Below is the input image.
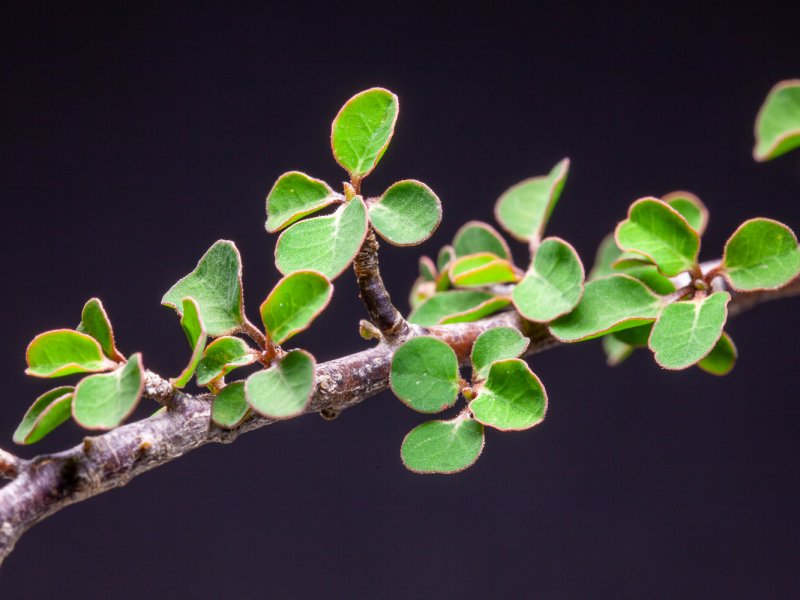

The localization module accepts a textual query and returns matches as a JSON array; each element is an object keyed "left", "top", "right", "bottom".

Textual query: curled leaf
[
  {"left": 26, "top": 329, "right": 115, "bottom": 378},
  {"left": 265, "top": 171, "right": 340, "bottom": 233},
  {"left": 13, "top": 386, "right": 74, "bottom": 445},
  {"left": 260, "top": 271, "right": 333, "bottom": 345}
]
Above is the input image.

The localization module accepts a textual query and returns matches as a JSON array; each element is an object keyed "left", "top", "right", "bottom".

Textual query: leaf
[
  {"left": 275, "top": 196, "right": 369, "bottom": 280},
  {"left": 615, "top": 198, "right": 699, "bottom": 277},
  {"left": 195, "top": 336, "right": 257, "bottom": 387},
  {"left": 612, "top": 323, "right": 653, "bottom": 347},
  {"left": 753, "top": 79, "right": 800, "bottom": 161},
  {"left": 437, "top": 245, "right": 456, "bottom": 272},
  {"left": 494, "top": 158, "right": 570, "bottom": 242},
  {"left": 648, "top": 292, "right": 731, "bottom": 370},
  {"left": 549, "top": 274, "right": 664, "bottom": 342},
  {"left": 453, "top": 221, "right": 511, "bottom": 260},
  {"left": 618, "top": 265, "right": 677, "bottom": 295},
  {"left": 245, "top": 350, "right": 316, "bottom": 419},
  {"left": 13, "top": 386, "right": 74, "bottom": 445},
  {"left": 512, "top": 237, "right": 584, "bottom": 322},
  {"left": 408, "top": 277, "right": 435, "bottom": 310},
  {"left": 330, "top": 87, "right": 399, "bottom": 180},
  {"left": 602, "top": 335, "right": 634, "bottom": 367},
  {"left": 162, "top": 240, "right": 245, "bottom": 336},
  {"left": 469, "top": 359, "right": 547, "bottom": 431},
  {"left": 26, "top": 329, "right": 115, "bottom": 378},
  {"left": 439, "top": 297, "right": 511, "bottom": 325},
  {"left": 662, "top": 191, "right": 708, "bottom": 235},
  {"left": 721, "top": 218, "right": 800, "bottom": 291},
  {"left": 589, "top": 233, "right": 624, "bottom": 280},
  {"left": 470, "top": 327, "right": 529, "bottom": 380},
  {"left": 408, "top": 291, "right": 510, "bottom": 326},
  {"left": 72, "top": 354, "right": 145, "bottom": 430},
  {"left": 77, "top": 298, "right": 124, "bottom": 361},
  {"left": 170, "top": 298, "right": 208, "bottom": 388},
  {"left": 211, "top": 382, "right": 249, "bottom": 428},
  {"left": 265, "top": 171, "right": 340, "bottom": 233},
  {"left": 368, "top": 180, "right": 442, "bottom": 246},
  {"left": 390, "top": 337, "right": 459, "bottom": 413},
  {"left": 260, "top": 271, "right": 333, "bottom": 345},
  {"left": 419, "top": 256, "right": 437, "bottom": 281},
  {"left": 450, "top": 253, "right": 518, "bottom": 287},
  {"left": 400, "top": 415, "right": 485, "bottom": 474},
  {"left": 697, "top": 332, "right": 737, "bottom": 376}
]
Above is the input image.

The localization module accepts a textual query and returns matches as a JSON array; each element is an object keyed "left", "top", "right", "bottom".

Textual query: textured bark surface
[{"left": 0, "top": 273, "right": 797, "bottom": 565}]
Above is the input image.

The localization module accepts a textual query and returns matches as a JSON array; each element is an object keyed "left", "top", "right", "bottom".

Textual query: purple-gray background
[{"left": 1, "top": 2, "right": 798, "bottom": 598}]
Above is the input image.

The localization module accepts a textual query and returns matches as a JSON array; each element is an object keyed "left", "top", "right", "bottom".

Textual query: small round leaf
[
  {"left": 450, "top": 253, "right": 518, "bottom": 287},
  {"left": 753, "top": 79, "right": 800, "bottom": 161},
  {"left": 77, "top": 298, "right": 124, "bottom": 361},
  {"left": 408, "top": 291, "right": 510, "bottom": 327},
  {"left": 469, "top": 358, "right": 547, "bottom": 431},
  {"left": 722, "top": 218, "right": 800, "bottom": 291},
  {"left": 401, "top": 415, "right": 485, "bottom": 474},
  {"left": 697, "top": 332, "right": 737, "bottom": 376},
  {"left": 662, "top": 191, "right": 708, "bottom": 235},
  {"left": 26, "top": 329, "right": 115, "bottom": 378},
  {"left": 471, "top": 327, "right": 529, "bottom": 381},
  {"left": 245, "top": 350, "right": 316, "bottom": 419},
  {"left": 13, "top": 386, "right": 74, "bottom": 445},
  {"left": 368, "top": 180, "right": 442, "bottom": 246},
  {"left": 211, "top": 382, "right": 250, "bottom": 429},
  {"left": 260, "top": 271, "right": 333, "bottom": 345},
  {"left": 195, "top": 336, "right": 257, "bottom": 387},
  {"left": 390, "top": 337, "right": 459, "bottom": 414},
  {"left": 72, "top": 354, "right": 145, "bottom": 430},
  {"left": 453, "top": 221, "right": 511, "bottom": 260},
  {"left": 265, "top": 171, "right": 339, "bottom": 233}
]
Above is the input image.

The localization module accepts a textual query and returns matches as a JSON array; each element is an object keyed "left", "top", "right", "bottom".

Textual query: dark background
[{"left": 1, "top": 2, "right": 798, "bottom": 598}]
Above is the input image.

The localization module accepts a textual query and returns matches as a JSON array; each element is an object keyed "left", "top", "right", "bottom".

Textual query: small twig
[
  {"left": 352, "top": 228, "right": 411, "bottom": 343},
  {"left": 0, "top": 448, "right": 21, "bottom": 480},
  {"left": 242, "top": 319, "right": 269, "bottom": 351}
]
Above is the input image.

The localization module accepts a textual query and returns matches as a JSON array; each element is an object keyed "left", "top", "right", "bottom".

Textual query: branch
[{"left": 0, "top": 272, "right": 796, "bottom": 565}]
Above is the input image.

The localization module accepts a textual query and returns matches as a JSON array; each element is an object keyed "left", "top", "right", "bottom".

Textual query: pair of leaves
[{"left": 393, "top": 328, "right": 545, "bottom": 474}]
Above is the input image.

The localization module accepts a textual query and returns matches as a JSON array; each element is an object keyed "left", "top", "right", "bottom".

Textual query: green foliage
[
  {"left": 77, "top": 298, "right": 124, "bottom": 361},
  {"left": 618, "top": 265, "right": 676, "bottom": 295},
  {"left": 245, "top": 350, "right": 316, "bottom": 419},
  {"left": 211, "top": 382, "right": 249, "bottom": 428},
  {"left": 469, "top": 359, "right": 547, "bottom": 431},
  {"left": 390, "top": 337, "right": 459, "bottom": 413},
  {"left": 450, "top": 253, "right": 518, "bottom": 287},
  {"left": 697, "top": 332, "right": 737, "bottom": 376},
  {"left": 162, "top": 240, "right": 244, "bottom": 336},
  {"left": 453, "top": 221, "right": 511, "bottom": 260},
  {"left": 602, "top": 335, "right": 634, "bottom": 367},
  {"left": 401, "top": 415, "right": 485, "bottom": 474},
  {"left": 170, "top": 298, "right": 208, "bottom": 388},
  {"left": 331, "top": 87, "right": 399, "bottom": 180},
  {"left": 437, "top": 245, "right": 456, "bottom": 272},
  {"left": 649, "top": 292, "right": 730, "bottom": 370},
  {"left": 513, "top": 237, "right": 584, "bottom": 322},
  {"left": 753, "top": 79, "right": 800, "bottom": 161},
  {"left": 549, "top": 275, "right": 663, "bottom": 342},
  {"left": 265, "top": 171, "right": 340, "bottom": 233},
  {"left": 722, "top": 218, "right": 800, "bottom": 291},
  {"left": 13, "top": 386, "right": 74, "bottom": 444},
  {"left": 368, "top": 180, "right": 442, "bottom": 246},
  {"left": 260, "top": 271, "right": 333, "bottom": 344},
  {"left": 615, "top": 198, "right": 699, "bottom": 276},
  {"left": 408, "top": 290, "right": 510, "bottom": 326},
  {"left": 275, "top": 196, "right": 368, "bottom": 280},
  {"left": 494, "top": 158, "right": 569, "bottom": 243},
  {"left": 195, "top": 336, "right": 257, "bottom": 387},
  {"left": 419, "top": 256, "right": 437, "bottom": 282},
  {"left": 590, "top": 234, "right": 624, "bottom": 280},
  {"left": 72, "top": 354, "right": 145, "bottom": 430},
  {"left": 662, "top": 191, "right": 708, "bottom": 235},
  {"left": 26, "top": 329, "right": 115, "bottom": 378},
  {"left": 470, "top": 327, "right": 529, "bottom": 380}
]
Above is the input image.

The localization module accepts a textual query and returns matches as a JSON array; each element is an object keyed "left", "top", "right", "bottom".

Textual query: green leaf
[
  {"left": 649, "top": 292, "right": 731, "bottom": 370},
  {"left": 612, "top": 323, "right": 652, "bottom": 347},
  {"left": 330, "top": 87, "right": 399, "bottom": 180},
  {"left": 512, "top": 237, "right": 584, "bottom": 322},
  {"left": 170, "top": 297, "right": 208, "bottom": 388},
  {"left": 408, "top": 277, "right": 435, "bottom": 310},
  {"left": 450, "top": 253, "right": 518, "bottom": 287},
  {"left": 549, "top": 274, "right": 664, "bottom": 342},
  {"left": 245, "top": 350, "right": 316, "bottom": 419},
  {"left": 437, "top": 245, "right": 456, "bottom": 272},
  {"left": 618, "top": 265, "right": 677, "bottom": 295},
  {"left": 408, "top": 291, "right": 510, "bottom": 326},
  {"left": 26, "top": 329, "right": 115, "bottom": 378},
  {"left": 602, "top": 335, "right": 634, "bottom": 367},
  {"left": 697, "top": 332, "right": 737, "bottom": 376},
  {"left": 195, "top": 336, "right": 257, "bottom": 387},
  {"left": 722, "top": 218, "right": 800, "bottom": 291},
  {"left": 77, "top": 298, "right": 124, "bottom": 361},
  {"left": 453, "top": 221, "right": 511, "bottom": 260},
  {"left": 419, "top": 256, "right": 437, "bottom": 282},
  {"left": 260, "top": 271, "right": 333, "bottom": 345},
  {"left": 72, "top": 354, "right": 145, "bottom": 430},
  {"left": 265, "top": 171, "right": 340, "bottom": 233},
  {"left": 615, "top": 198, "right": 699, "bottom": 277},
  {"left": 400, "top": 414, "right": 484, "bottom": 474},
  {"left": 368, "top": 180, "right": 442, "bottom": 246},
  {"left": 13, "top": 386, "right": 74, "bottom": 445},
  {"left": 662, "top": 191, "right": 708, "bottom": 235},
  {"left": 275, "top": 196, "right": 368, "bottom": 280},
  {"left": 469, "top": 358, "right": 547, "bottom": 431},
  {"left": 589, "top": 234, "right": 624, "bottom": 280},
  {"left": 470, "top": 327, "right": 529, "bottom": 380},
  {"left": 494, "top": 158, "right": 570, "bottom": 243},
  {"left": 753, "top": 79, "right": 800, "bottom": 161},
  {"left": 211, "top": 382, "right": 249, "bottom": 428},
  {"left": 390, "top": 337, "right": 459, "bottom": 414},
  {"left": 162, "top": 240, "right": 245, "bottom": 336}
]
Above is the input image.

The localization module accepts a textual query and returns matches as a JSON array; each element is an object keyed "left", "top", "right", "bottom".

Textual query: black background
[{"left": 1, "top": 2, "right": 799, "bottom": 598}]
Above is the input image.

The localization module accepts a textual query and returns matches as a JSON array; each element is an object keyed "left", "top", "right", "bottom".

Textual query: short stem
[{"left": 242, "top": 319, "right": 269, "bottom": 351}]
